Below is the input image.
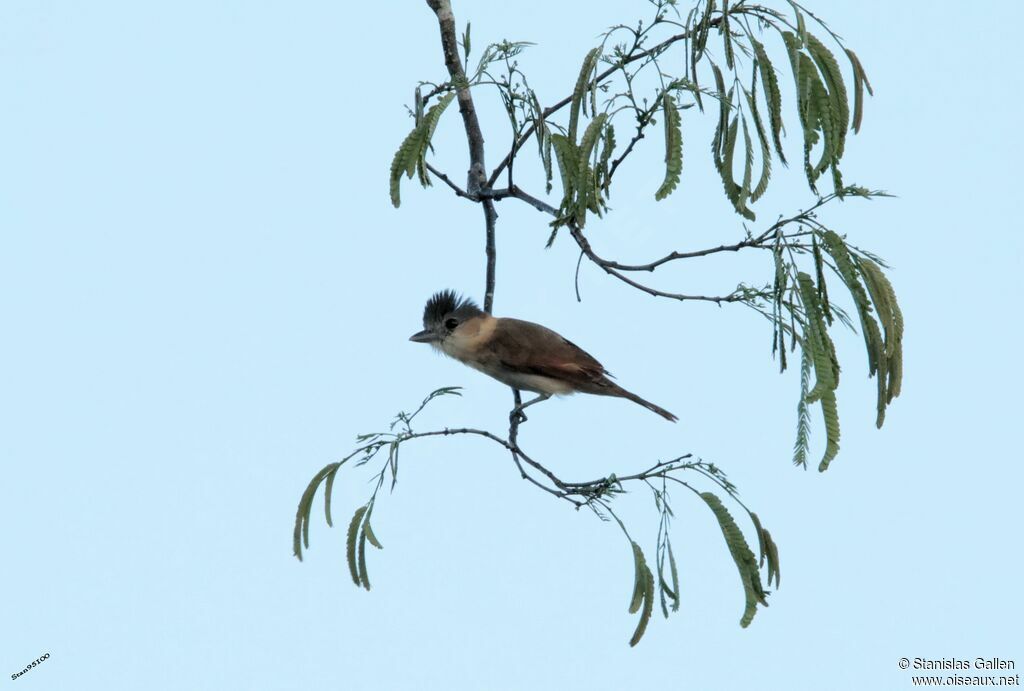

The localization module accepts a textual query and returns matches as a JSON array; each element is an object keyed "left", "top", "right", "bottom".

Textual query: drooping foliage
[{"left": 294, "top": 389, "right": 782, "bottom": 646}]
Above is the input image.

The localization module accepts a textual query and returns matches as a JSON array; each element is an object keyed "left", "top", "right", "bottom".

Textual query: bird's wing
[{"left": 487, "top": 318, "right": 610, "bottom": 384}]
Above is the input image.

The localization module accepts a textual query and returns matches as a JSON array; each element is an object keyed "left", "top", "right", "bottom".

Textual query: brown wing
[{"left": 488, "top": 318, "right": 612, "bottom": 388}]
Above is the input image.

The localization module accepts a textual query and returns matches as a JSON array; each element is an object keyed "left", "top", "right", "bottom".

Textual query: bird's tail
[{"left": 614, "top": 386, "right": 678, "bottom": 423}]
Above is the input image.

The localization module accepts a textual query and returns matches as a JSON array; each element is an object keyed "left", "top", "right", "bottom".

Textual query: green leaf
[
  {"left": 765, "top": 530, "right": 781, "bottom": 587},
  {"left": 598, "top": 122, "right": 615, "bottom": 193},
  {"left": 750, "top": 512, "right": 780, "bottom": 588},
  {"left": 810, "top": 75, "right": 836, "bottom": 178},
  {"left": 418, "top": 93, "right": 455, "bottom": 176},
  {"left": 628, "top": 541, "right": 646, "bottom": 614},
  {"left": 782, "top": 32, "right": 832, "bottom": 191},
  {"left": 576, "top": 112, "right": 609, "bottom": 224},
  {"left": 364, "top": 517, "right": 384, "bottom": 549},
  {"left": 796, "top": 272, "right": 837, "bottom": 401},
  {"left": 818, "top": 388, "right": 841, "bottom": 471},
  {"left": 692, "top": 0, "right": 717, "bottom": 72},
  {"left": 323, "top": 466, "right": 338, "bottom": 528},
  {"left": 357, "top": 526, "right": 371, "bottom": 590},
  {"left": 821, "top": 231, "right": 890, "bottom": 426},
  {"left": 389, "top": 127, "right": 424, "bottom": 208},
  {"left": 293, "top": 462, "right": 339, "bottom": 561},
  {"left": 700, "top": 492, "right": 768, "bottom": 628},
  {"left": 800, "top": 56, "right": 827, "bottom": 187},
  {"left": 655, "top": 94, "right": 683, "bottom": 200},
  {"left": 796, "top": 272, "right": 841, "bottom": 469},
  {"left": 721, "top": 0, "right": 734, "bottom": 70},
  {"left": 388, "top": 93, "right": 455, "bottom": 208},
  {"left": 667, "top": 539, "right": 680, "bottom": 613},
  {"left": 744, "top": 87, "right": 773, "bottom": 202},
  {"left": 346, "top": 505, "right": 368, "bottom": 587},
  {"left": 530, "top": 91, "right": 546, "bottom": 150},
  {"left": 721, "top": 112, "right": 739, "bottom": 188},
  {"left": 793, "top": 344, "right": 812, "bottom": 468},
  {"left": 739, "top": 116, "right": 754, "bottom": 210},
  {"left": 858, "top": 258, "right": 904, "bottom": 422},
  {"left": 569, "top": 47, "right": 601, "bottom": 144},
  {"left": 845, "top": 48, "right": 873, "bottom": 133},
  {"left": 795, "top": 7, "right": 808, "bottom": 45},
  {"left": 806, "top": 33, "right": 849, "bottom": 158},
  {"left": 711, "top": 62, "right": 730, "bottom": 162},
  {"left": 716, "top": 112, "right": 756, "bottom": 221},
  {"left": 550, "top": 133, "right": 579, "bottom": 199},
  {"left": 657, "top": 540, "right": 679, "bottom": 616},
  {"left": 812, "top": 235, "right": 832, "bottom": 324},
  {"left": 750, "top": 511, "right": 767, "bottom": 567},
  {"left": 387, "top": 440, "right": 400, "bottom": 490},
  {"left": 750, "top": 36, "right": 786, "bottom": 163},
  {"left": 628, "top": 542, "right": 655, "bottom": 647}
]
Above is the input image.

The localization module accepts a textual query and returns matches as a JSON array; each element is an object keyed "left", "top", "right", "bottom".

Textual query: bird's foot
[{"left": 510, "top": 407, "right": 528, "bottom": 425}]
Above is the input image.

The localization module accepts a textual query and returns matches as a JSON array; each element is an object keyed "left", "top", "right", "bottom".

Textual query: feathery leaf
[
  {"left": 389, "top": 93, "right": 455, "bottom": 207},
  {"left": 796, "top": 272, "right": 837, "bottom": 401},
  {"left": 364, "top": 518, "right": 384, "bottom": 549},
  {"left": 820, "top": 231, "right": 892, "bottom": 426},
  {"left": 844, "top": 48, "right": 872, "bottom": 133},
  {"left": 655, "top": 94, "right": 683, "bottom": 200},
  {"left": 818, "top": 388, "right": 841, "bottom": 471},
  {"left": 744, "top": 87, "right": 773, "bottom": 201},
  {"left": 750, "top": 36, "right": 786, "bottom": 163},
  {"left": 569, "top": 47, "right": 601, "bottom": 144},
  {"left": 323, "top": 466, "right": 338, "bottom": 528},
  {"left": 629, "top": 541, "right": 646, "bottom": 614},
  {"left": 701, "top": 492, "right": 768, "bottom": 628},
  {"left": 357, "top": 527, "right": 371, "bottom": 590},
  {"left": 793, "top": 344, "right": 812, "bottom": 467},
  {"left": 667, "top": 539, "right": 680, "bottom": 613},
  {"left": 859, "top": 258, "right": 904, "bottom": 422},
  {"left": 346, "top": 505, "right": 368, "bottom": 587},
  {"left": 763, "top": 528, "right": 781, "bottom": 588},
  {"left": 806, "top": 33, "right": 849, "bottom": 159},
  {"left": 628, "top": 542, "right": 655, "bottom": 646},
  {"left": 796, "top": 272, "right": 841, "bottom": 468},
  {"left": 293, "top": 462, "right": 340, "bottom": 560}
]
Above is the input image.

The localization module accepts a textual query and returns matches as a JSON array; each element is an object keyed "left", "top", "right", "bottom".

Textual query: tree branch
[
  {"left": 489, "top": 184, "right": 748, "bottom": 304},
  {"left": 373, "top": 420, "right": 707, "bottom": 509},
  {"left": 425, "top": 0, "right": 499, "bottom": 313},
  {"left": 425, "top": 162, "right": 475, "bottom": 199}
]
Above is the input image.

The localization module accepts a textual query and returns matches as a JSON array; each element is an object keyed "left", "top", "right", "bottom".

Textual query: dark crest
[{"left": 423, "top": 290, "right": 483, "bottom": 326}]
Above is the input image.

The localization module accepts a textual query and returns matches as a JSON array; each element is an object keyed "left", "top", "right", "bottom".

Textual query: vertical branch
[
  {"left": 483, "top": 199, "right": 497, "bottom": 313},
  {"left": 425, "top": 0, "right": 498, "bottom": 313}
]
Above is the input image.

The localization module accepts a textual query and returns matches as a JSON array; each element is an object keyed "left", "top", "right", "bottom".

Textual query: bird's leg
[
  {"left": 510, "top": 389, "right": 526, "bottom": 425},
  {"left": 510, "top": 390, "right": 551, "bottom": 424}
]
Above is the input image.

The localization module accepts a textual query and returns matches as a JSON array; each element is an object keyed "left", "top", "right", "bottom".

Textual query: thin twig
[{"left": 425, "top": 162, "right": 475, "bottom": 199}]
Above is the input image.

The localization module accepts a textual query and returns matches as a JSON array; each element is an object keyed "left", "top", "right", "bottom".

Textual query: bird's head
[{"left": 409, "top": 290, "right": 485, "bottom": 347}]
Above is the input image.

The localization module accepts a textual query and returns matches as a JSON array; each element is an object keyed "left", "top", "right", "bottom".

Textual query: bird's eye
[{"left": 445, "top": 318, "right": 459, "bottom": 330}]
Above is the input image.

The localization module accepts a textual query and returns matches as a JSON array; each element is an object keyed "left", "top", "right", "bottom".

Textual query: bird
[{"left": 408, "top": 290, "right": 677, "bottom": 422}]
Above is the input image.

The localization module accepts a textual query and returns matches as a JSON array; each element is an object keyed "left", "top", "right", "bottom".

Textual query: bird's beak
[{"left": 409, "top": 329, "right": 437, "bottom": 343}]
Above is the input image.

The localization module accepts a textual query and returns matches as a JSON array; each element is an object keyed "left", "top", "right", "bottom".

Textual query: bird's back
[{"left": 486, "top": 318, "right": 613, "bottom": 390}]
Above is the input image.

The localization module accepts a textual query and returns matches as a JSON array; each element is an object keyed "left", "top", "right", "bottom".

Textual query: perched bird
[{"left": 409, "top": 290, "right": 677, "bottom": 422}]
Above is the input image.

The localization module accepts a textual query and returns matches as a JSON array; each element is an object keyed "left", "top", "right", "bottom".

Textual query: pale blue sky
[{"left": 2, "top": 2, "right": 1021, "bottom": 689}]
